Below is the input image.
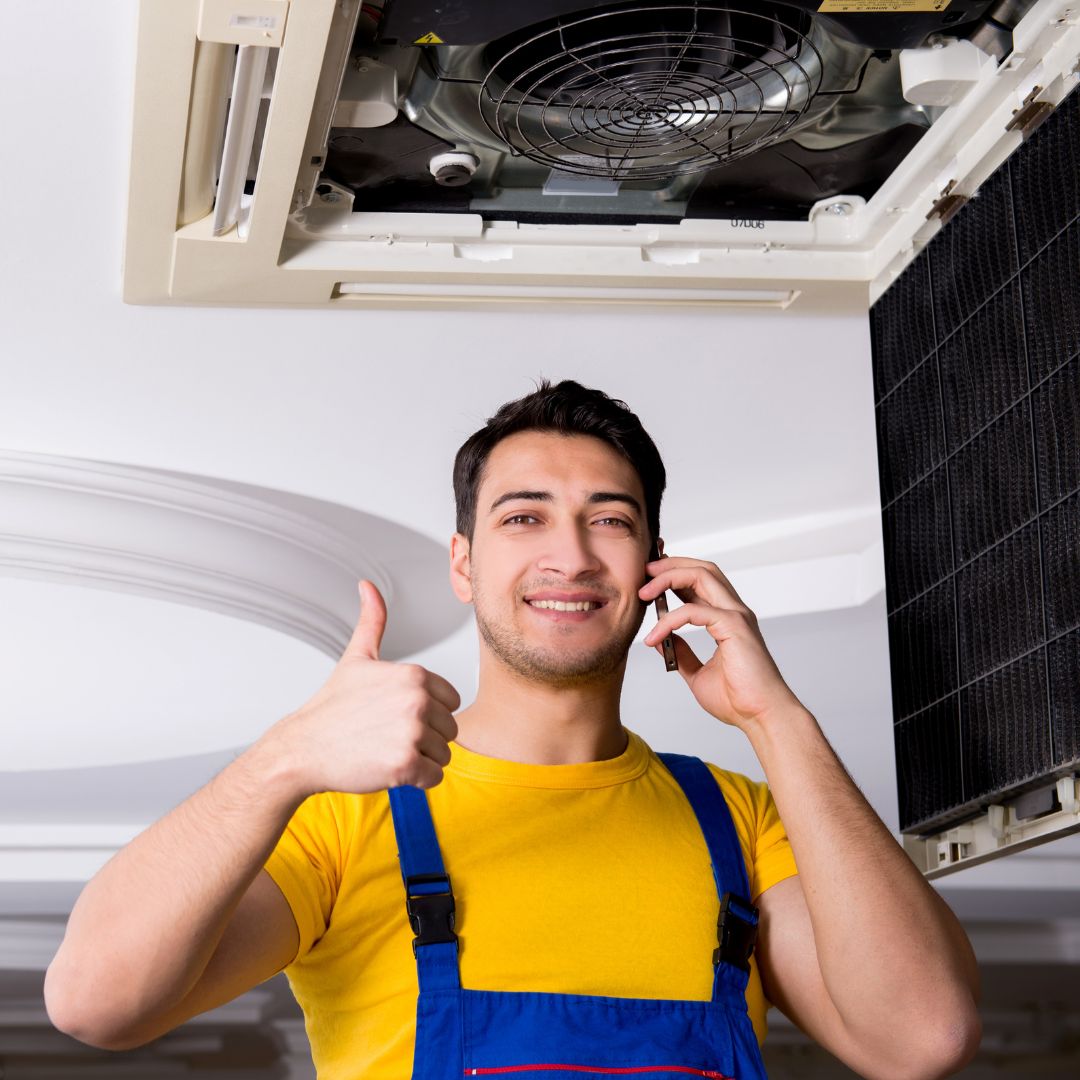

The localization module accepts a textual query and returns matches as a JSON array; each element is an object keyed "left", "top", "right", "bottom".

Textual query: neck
[{"left": 454, "top": 650, "right": 628, "bottom": 765}]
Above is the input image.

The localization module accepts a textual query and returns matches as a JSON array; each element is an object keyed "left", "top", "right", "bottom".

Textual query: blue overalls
[{"left": 387, "top": 753, "right": 768, "bottom": 1080}]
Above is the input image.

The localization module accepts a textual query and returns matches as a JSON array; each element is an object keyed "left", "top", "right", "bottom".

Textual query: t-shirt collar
[{"left": 445, "top": 727, "right": 649, "bottom": 788}]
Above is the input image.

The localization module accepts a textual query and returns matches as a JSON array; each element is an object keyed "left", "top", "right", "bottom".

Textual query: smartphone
[{"left": 648, "top": 541, "right": 679, "bottom": 673}]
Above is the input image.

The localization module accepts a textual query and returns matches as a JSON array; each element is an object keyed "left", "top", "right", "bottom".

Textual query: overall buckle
[
  {"left": 405, "top": 873, "right": 458, "bottom": 957},
  {"left": 712, "top": 891, "right": 759, "bottom": 972}
]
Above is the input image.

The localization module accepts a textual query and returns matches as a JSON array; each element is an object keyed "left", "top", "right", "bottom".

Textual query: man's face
[{"left": 452, "top": 430, "right": 653, "bottom": 687}]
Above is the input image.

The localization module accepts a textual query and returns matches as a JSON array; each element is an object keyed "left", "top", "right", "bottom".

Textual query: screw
[{"left": 826, "top": 202, "right": 853, "bottom": 216}]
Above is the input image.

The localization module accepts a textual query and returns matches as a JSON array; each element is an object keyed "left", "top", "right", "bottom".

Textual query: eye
[
  {"left": 595, "top": 517, "right": 632, "bottom": 529},
  {"left": 503, "top": 513, "right": 540, "bottom": 526}
]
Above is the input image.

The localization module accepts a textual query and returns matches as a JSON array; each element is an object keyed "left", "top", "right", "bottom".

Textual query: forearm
[
  {"left": 746, "top": 706, "right": 980, "bottom": 1061},
  {"left": 45, "top": 728, "right": 305, "bottom": 1039}
]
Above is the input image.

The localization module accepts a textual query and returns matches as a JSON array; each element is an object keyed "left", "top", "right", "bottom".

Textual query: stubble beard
[{"left": 473, "top": 582, "right": 646, "bottom": 689}]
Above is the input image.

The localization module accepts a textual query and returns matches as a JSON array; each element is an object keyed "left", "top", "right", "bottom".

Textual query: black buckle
[
  {"left": 712, "top": 891, "right": 759, "bottom": 972},
  {"left": 405, "top": 873, "right": 458, "bottom": 957}
]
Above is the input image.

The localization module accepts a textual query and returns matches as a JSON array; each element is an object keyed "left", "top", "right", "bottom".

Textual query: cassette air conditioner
[{"left": 124, "top": 0, "right": 1080, "bottom": 309}]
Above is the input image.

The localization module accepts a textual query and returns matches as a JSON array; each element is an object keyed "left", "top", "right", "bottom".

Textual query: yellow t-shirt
[{"left": 264, "top": 728, "right": 798, "bottom": 1079}]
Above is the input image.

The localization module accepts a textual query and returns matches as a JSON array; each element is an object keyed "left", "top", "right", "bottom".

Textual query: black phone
[{"left": 648, "top": 541, "right": 679, "bottom": 673}]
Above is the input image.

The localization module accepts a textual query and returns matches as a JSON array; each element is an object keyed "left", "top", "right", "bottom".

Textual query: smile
[{"left": 526, "top": 599, "right": 604, "bottom": 612}]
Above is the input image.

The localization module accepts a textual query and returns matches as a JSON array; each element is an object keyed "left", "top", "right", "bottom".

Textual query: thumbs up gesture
[{"left": 267, "top": 581, "right": 461, "bottom": 797}]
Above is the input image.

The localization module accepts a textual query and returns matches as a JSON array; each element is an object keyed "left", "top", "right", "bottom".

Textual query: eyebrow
[{"left": 488, "top": 490, "right": 643, "bottom": 515}]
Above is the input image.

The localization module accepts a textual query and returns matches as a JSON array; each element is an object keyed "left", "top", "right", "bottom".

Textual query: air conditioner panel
[{"left": 122, "top": 0, "right": 1080, "bottom": 308}]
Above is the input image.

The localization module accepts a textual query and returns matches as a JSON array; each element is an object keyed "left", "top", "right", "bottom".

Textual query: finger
[
  {"left": 345, "top": 580, "right": 387, "bottom": 661},
  {"left": 422, "top": 700, "right": 460, "bottom": 744},
  {"left": 643, "top": 601, "right": 740, "bottom": 645},
  {"left": 423, "top": 670, "right": 462, "bottom": 714},
  {"left": 643, "top": 600, "right": 715, "bottom": 643},
  {"left": 417, "top": 726, "right": 453, "bottom": 768},
  {"left": 641, "top": 565, "right": 733, "bottom": 610},
  {"left": 641, "top": 563, "right": 749, "bottom": 613},
  {"left": 403, "top": 756, "right": 445, "bottom": 791},
  {"left": 639, "top": 561, "right": 751, "bottom": 613}
]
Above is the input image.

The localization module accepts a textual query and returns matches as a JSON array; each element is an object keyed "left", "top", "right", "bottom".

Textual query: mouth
[
  {"left": 523, "top": 595, "right": 609, "bottom": 620},
  {"left": 525, "top": 598, "right": 605, "bottom": 612}
]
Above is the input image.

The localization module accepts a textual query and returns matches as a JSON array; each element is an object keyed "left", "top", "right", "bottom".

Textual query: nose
[{"left": 536, "top": 522, "right": 603, "bottom": 579}]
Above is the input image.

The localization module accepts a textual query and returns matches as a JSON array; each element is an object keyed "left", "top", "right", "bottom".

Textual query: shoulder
[
  {"left": 281, "top": 788, "right": 381, "bottom": 857},
  {"left": 640, "top": 740, "right": 774, "bottom": 838},
  {"left": 702, "top": 763, "right": 776, "bottom": 832},
  {"left": 701, "top": 762, "right": 797, "bottom": 901},
  {"left": 646, "top": 747, "right": 765, "bottom": 868}
]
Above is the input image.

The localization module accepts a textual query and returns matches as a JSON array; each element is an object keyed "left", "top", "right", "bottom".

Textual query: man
[{"left": 46, "top": 380, "right": 981, "bottom": 1078}]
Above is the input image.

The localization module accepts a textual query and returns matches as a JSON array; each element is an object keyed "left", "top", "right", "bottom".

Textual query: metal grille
[
  {"left": 871, "top": 85, "right": 1080, "bottom": 833},
  {"left": 478, "top": 2, "right": 823, "bottom": 180}
]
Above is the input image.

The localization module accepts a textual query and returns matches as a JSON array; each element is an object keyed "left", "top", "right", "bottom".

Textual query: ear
[
  {"left": 449, "top": 532, "right": 474, "bottom": 603},
  {"left": 657, "top": 536, "right": 666, "bottom": 557}
]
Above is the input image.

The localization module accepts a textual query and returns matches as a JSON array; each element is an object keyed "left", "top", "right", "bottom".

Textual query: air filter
[{"left": 870, "top": 85, "right": 1079, "bottom": 834}]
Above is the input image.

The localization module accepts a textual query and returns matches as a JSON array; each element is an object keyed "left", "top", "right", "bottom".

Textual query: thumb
[{"left": 345, "top": 580, "right": 387, "bottom": 661}]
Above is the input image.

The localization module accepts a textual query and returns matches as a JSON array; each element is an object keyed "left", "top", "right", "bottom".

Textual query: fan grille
[{"left": 479, "top": 3, "right": 824, "bottom": 181}]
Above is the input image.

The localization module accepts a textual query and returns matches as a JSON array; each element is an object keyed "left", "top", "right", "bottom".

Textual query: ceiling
[{"left": 1, "top": 2, "right": 1078, "bottom": 1075}]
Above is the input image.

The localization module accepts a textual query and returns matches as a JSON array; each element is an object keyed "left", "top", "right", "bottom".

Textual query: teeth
[{"left": 529, "top": 599, "right": 600, "bottom": 611}]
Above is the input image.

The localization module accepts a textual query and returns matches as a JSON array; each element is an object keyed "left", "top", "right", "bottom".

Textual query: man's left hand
[{"left": 639, "top": 556, "right": 803, "bottom": 731}]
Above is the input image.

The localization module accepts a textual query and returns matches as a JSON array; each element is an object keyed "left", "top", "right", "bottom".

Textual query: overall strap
[
  {"left": 656, "top": 753, "right": 759, "bottom": 1001},
  {"left": 387, "top": 785, "right": 461, "bottom": 993}
]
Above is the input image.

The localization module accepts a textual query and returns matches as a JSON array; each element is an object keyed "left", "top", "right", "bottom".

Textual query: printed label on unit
[
  {"left": 818, "top": 0, "right": 950, "bottom": 12},
  {"left": 730, "top": 219, "right": 766, "bottom": 229},
  {"left": 544, "top": 171, "right": 622, "bottom": 197},
  {"left": 229, "top": 14, "right": 278, "bottom": 29},
  {"left": 413, "top": 31, "right": 445, "bottom": 44}
]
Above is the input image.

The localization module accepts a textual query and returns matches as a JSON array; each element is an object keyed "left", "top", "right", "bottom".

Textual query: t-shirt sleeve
[
  {"left": 263, "top": 792, "right": 346, "bottom": 962},
  {"left": 706, "top": 765, "right": 798, "bottom": 903}
]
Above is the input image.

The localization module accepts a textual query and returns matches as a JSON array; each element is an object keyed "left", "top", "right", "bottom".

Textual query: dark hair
[{"left": 453, "top": 379, "right": 666, "bottom": 544}]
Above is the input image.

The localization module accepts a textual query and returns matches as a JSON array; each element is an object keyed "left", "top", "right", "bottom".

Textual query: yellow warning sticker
[
  {"left": 413, "top": 31, "right": 444, "bottom": 44},
  {"left": 818, "top": 0, "right": 950, "bottom": 11}
]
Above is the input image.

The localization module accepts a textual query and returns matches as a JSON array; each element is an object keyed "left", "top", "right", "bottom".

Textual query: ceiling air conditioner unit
[{"left": 124, "top": 0, "right": 1080, "bottom": 309}]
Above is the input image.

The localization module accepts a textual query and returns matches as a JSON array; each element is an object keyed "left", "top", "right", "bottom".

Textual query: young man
[{"left": 46, "top": 381, "right": 981, "bottom": 1078}]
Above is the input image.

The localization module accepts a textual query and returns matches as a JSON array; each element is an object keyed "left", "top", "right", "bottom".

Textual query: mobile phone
[{"left": 648, "top": 541, "right": 679, "bottom": 673}]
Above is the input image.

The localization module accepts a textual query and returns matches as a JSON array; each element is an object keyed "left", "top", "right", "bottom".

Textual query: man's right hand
[
  {"left": 45, "top": 579, "right": 462, "bottom": 1051},
  {"left": 267, "top": 579, "right": 462, "bottom": 797}
]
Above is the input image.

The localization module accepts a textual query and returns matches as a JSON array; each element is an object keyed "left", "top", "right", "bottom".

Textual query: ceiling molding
[
  {"left": 0, "top": 919, "right": 64, "bottom": 972},
  {"left": 0, "top": 450, "right": 393, "bottom": 657},
  {"left": 0, "top": 826, "right": 141, "bottom": 894},
  {"left": 0, "top": 976, "right": 275, "bottom": 1025}
]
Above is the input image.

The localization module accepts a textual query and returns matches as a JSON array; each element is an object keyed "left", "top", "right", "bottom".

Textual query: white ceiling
[{"left": 2, "top": 1, "right": 1078, "bottom": 1074}]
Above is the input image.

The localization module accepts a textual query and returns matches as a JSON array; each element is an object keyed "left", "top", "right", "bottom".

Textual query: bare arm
[
  {"left": 641, "top": 557, "right": 981, "bottom": 1078},
  {"left": 45, "top": 581, "right": 460, "bottom": 1050},
  {"left": 750, "top": 709, "right": 981, "bottom": 1080},
  {"left": 44, "top": 741, "right": 305, "bottom": 1049}
]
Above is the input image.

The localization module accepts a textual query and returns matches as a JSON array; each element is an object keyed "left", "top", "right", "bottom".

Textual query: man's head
[
  {"left": 453, "top": 380, "right": 666, "bottom": 547},
  {"left": 449, "top": 380, "right": 667, "bottom": 688}
]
